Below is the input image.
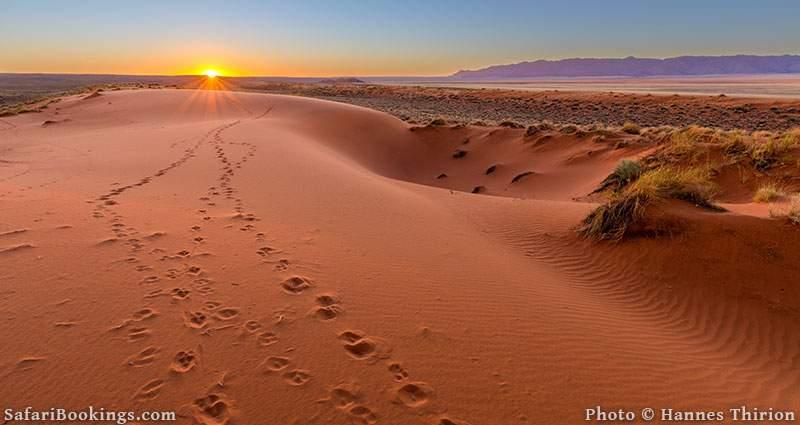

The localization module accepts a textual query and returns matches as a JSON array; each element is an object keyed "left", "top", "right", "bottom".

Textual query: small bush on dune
[
  {"left": 579, "top": 167, "right": 718, "bottom": 240},
  {"left": 750, "top": 139, "right": 783, "bottom": 170},
  {"left": 721, "top": 133, "right": 749, "bottom": 156},
  {"left": 740, "top": 129, "right": 800, "bottom": 170},
  {"left": 629, "top": 167, "right": 718, "bottom": 208},
  {"left": 753, "top": 183, "right": 785, "bottom": 203},
  {"left": 614, "top": 159, "right": 643, "bottom": 184},
  {"left": 592, "top": 159, "right": 642, "bottom": 193},
  {"left": 579, "top": 192, "right": 649, "bottom": 241},
  {"left": 622, "top": 122, "right": 641, "bottom": 134}
]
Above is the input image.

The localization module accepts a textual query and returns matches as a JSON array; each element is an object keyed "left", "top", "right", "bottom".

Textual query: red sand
[{"left": 0, "top": 89, "right": 798, "bottom": 424}]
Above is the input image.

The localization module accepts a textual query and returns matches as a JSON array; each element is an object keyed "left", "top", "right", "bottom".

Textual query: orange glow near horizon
[{"left": 198, "top": 75, "right": 226, "bottom": 91}]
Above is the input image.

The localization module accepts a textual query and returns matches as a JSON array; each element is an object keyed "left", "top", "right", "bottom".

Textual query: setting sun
[{"left": 204, "top": 69, "right": 219, "bottom": 78}]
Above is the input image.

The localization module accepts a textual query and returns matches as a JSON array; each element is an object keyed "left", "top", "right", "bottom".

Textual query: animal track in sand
[
  {"left": 282, "top": 369, "right": 311, "bottom": 386},
  {"left": 185, "top": 311, "right": 209, "bottom": 329},
  {"left": 186, "top": 265, "right": 203, "bottom": 275},
  {"left": 190, "top": 393, "right": 233, "bottom": 425},
  {"left": 242, "top": 320, "right": 261, "bottom": 333},
  {"left": 127, "top": 327, "right": 151, "bottom": 342},
  {"left": 329, "top": 385, "right": 358, "bottom": 408},
  {"left": 326, "top": 385, "right": 378, "bottom": 425},
  {"left": 170, "top": 350, "right": 198, "bottom": 373},
  {"left": 213, "top": 308, "right": 240, "bottom": 321},
  {"left": 140, "top": 275, "right": 160, "bottom": 284},
  {"left": 273, "top": 259, "right": 290, "bottom": 271},
  {"left": 203, "top": 301, "right": 222, "bottom": 311},
  {"left": 133, "top": 379, "right": 164, "bottom": 401},
  {"left": 337, "top": 330, "right": 391, "bottom": 362},
  {"left": 132, "top": 308, "right": 158, "bottom": 321},
  {"left": 257, "top": 332, "right": 279, "bottom": 347},
  {"left": 256, "top": 246, "right": 280, "bottom": 257},
  {"left": 388, "top": 362, "right": 410, "bottom": 382},
  {"left": 171, "top": 288, "right": 190, "bottom": 300},
  {"left": 347, "top": 405, "right": 378, "bottom": 425},
  {"left": 263, "top": 356, "right": 291, "bottom": 372},
  {"left": 126, "top": 346, "right": 160, "bottom": 367},
  {"left": 312, "top": 294, "right": 344, "bottom": 321},
  {"left": 280, "top": 276, "right": 312, "bottom": 294},
  {"left": 395, "top": 382, "right": 434, "bottom": 408}
]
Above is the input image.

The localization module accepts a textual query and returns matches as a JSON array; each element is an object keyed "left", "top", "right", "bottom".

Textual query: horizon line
[{"left": 4, "top": 53, "right": 800, "bottom": 80}]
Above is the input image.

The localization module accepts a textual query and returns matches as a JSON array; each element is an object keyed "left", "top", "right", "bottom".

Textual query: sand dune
[{"left": 1, "top": 89, "right": 798, "bottom": 424}]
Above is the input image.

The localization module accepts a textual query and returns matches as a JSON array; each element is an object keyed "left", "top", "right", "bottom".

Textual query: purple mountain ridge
[{"left": 450, "top": 55, "right": 800, "bottom": 79}]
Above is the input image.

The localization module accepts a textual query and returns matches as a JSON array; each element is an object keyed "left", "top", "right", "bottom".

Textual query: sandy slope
[{"left": 0, "top": 89, "right": 798, "bottom": 425}]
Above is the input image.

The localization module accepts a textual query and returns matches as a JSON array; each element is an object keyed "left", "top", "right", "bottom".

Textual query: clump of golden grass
[
  {"left": 790, "top": 197, "right": 800, "bottom": 225},
  {"left": 749, "top": 130, "right": 799, "bottom": 170},
  {"left": 592, "top": 159, "right": 642, "bottom": 193},
  {"left": 622, "top": 122, "right": 641, "bottom": 134},
  {"left": 579, "top": 167, "right": 718, "bottom": 240},
  {"left": 659, "top": 126, "right": 712, "bottom": 160},
  {"left": 629, "top": 167, "right": 718, "bottom": 208},
  {"left": 769, "top": 195, "right": 800, "bottom": 225},
  {"left": 753, "top": 183, "right": 786, "bottom": 203}
]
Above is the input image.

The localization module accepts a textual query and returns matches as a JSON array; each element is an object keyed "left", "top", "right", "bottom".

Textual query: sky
[{"left": 1, "top": 0, "right": 799, "bottom": 77}]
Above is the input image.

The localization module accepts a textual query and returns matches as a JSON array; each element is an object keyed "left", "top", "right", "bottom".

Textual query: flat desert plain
[{"left": 1, "top": 89, "right": 799, "bottom": 424}]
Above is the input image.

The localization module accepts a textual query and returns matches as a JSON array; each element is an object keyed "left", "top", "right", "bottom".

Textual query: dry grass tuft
[
  {"left": 579, "top": 167, "right": 718, "bottom": 240},
  {"left": 622, "top": 122, "right": 641, "bottom": 135},
  {"left": 770, "top": 195, "right": 800, "bottom": 225},
  {"left": 753, "top": 183, "right": 786, "bottom": 203},
  {"left": 593, "top": 159, "right": 642, "bottom": 194},
  {"left": 790, "top": 197, "right": 800, "bottom": 225}
]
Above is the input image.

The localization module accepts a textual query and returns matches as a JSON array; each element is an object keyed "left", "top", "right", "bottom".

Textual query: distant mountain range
[{"left": 450, "top": 55, "right": 800, "bottom": 79}]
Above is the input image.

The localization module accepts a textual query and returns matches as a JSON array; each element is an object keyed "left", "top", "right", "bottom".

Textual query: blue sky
[{"left": 1, "top": 0, "right": 798, "bottom": 76}]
